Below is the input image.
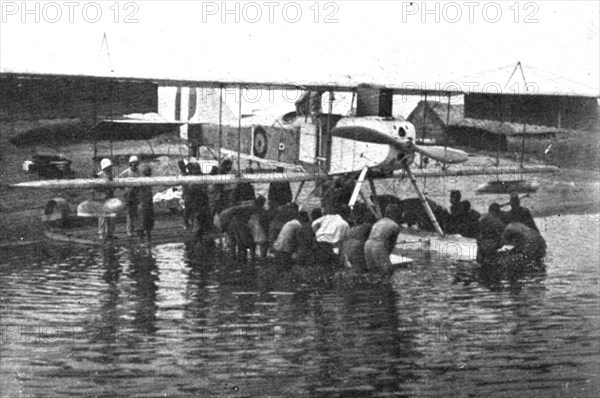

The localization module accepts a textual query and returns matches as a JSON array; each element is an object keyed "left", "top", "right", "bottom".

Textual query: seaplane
[{"left": 7, "top": 73, "right": 558, "bottom": 247}]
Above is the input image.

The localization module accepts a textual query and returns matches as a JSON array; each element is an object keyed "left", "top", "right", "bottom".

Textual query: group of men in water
[
  {"left": 95, "top": 156, "right": 546, "bottom": 271},
  {"left": 373, "top": 188, "right": 546, "bottom": 269},
  {"left": 95, "top": 156, "right": 154, "bottom": 243},
  {"left": 218, "top": 193, "right": 405, "bottom": 273},
  {"left": 476, "top": 193, "right": 546, "bottom": 269}
]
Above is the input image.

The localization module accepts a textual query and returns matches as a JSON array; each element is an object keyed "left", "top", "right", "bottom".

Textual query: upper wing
[{"left": 1, "top": 71, "right": 466, "bottom": 97}]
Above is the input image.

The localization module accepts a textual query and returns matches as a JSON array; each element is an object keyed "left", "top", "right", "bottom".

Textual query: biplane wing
[
  {"left": 11, "top": 172, "right": 321, "bottom": 190},
  {"left": 0, "top": 71, "right": 466, "bottom": 97},
  {"left": 407, "top": 164, "right": 560, "bottom": 178},
  {"left": 88, "top": 117, "right": 183, "bottom": 141},
  {"left": 8, "top": 116, "right": 184, "bottom": 147},
  {"left": 11, "top": 163, "right": 560, "bottom": 190},
  {"left": 3, "top": 71, "right": 562, "bottom": 237}
]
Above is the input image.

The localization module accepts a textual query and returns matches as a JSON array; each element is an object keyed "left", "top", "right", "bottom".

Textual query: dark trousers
[{"left": 315, "top": 241, "right": 338, "bottom": 266}]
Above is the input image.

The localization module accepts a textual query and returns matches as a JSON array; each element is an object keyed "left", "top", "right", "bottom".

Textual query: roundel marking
[{"left": 253, "top": 126, "right": 268, "bottom": 158}]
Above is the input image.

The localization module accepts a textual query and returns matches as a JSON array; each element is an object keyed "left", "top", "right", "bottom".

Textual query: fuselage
[
  {"left": 329, "top": 116, "right": 417, "bottom": 175},
  {"left": 285, "top": 114, "right": 418, "bottom": 175},
  {"left": 159, "top": 85, "right": 420, "bottom": 176}
]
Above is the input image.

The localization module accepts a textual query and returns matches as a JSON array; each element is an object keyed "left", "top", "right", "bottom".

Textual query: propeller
[
  {"left": 332, "top": 126, "right": 468, "bottom": 164},
  {"left": 331, "top": 125, "right": 468, "bottom": 235}
]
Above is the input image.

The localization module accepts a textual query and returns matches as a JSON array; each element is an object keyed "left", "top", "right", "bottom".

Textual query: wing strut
[
  {"left": 403, "top": 165, "right": 444, "bottom": 236},
  {"left": 359, "top": 191, "right": 376, "bottom": 216},
  {"left": 348, "top": 167, "right": 369, "bottom": 208},
  {"left": 368, "top": 178, "right": 382, "bottom": 219},
  {"left": 293, "top": 181, "right": 305, "bottom": 203}
]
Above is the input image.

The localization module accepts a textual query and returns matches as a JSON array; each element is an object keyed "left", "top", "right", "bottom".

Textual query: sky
[{"left": 1, "top": 1, "right": 599, "bottom": 116}]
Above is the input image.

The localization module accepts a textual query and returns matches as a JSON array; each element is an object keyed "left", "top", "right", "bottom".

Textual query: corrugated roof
[{"left": 426, "top": 101, "right": 464, "bottom": 125}]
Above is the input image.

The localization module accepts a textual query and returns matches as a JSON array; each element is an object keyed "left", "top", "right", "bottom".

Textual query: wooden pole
[
  {"left": 109, "top": 79, "right": 114, "bottom": 159},
  {"left": 237, "top": 86, "right": 242, "bottom": 174},
  {"left": 421, "top": 93, "right": 427, "bottom": 169},
  {"left": 325, "top": 91, "right": 334, "bottom": 174},
  {"left": 497, "top": 95, "right": 502, "bottom": 169},
  {"left": 445, "top": 93, "right": 451, "bottom": 166},
  {"left": 520, "top": 123, "right": 526, "bottom": 169},
  {"left": 445, "top": 93, "right": 451, "bottom": 147},
  {"left": 218, "top": 85, "right": 223, "bottom": 164},
  {"left": 421, "top": 93, "right": 428, "bottom": 192}
]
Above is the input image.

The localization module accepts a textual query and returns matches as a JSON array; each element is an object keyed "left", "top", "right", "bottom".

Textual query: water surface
[{"left": 1, "top": 214, "right": 598, "bottom": 397}]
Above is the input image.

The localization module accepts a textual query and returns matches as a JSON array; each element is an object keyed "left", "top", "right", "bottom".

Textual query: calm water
[{"left": 1, "top": 214, "right": 598, "bottom": 397}]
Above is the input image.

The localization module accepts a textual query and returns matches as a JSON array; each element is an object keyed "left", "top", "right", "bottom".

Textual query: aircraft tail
[{"left": 158, "top": 86, "right": 237, "bottom": 139}]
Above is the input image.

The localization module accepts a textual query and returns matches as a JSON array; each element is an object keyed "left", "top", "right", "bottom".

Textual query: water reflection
[
  {"left": 127, "top": 248, "right": 158, "bottom": 335},
  {"left": 96, "top": 245, "right": 121, "bottom": 344},
  {"left": 0, "top": 214, "right": 598, "bottom": 397}
]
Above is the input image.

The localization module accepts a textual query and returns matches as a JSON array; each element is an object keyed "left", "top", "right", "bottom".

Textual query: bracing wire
[{"left": 99, "top": 33, "right": 114, "bottom": 73}]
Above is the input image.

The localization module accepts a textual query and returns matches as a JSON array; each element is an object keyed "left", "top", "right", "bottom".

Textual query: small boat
[
  {"left": 389, "top": 254, "right": 414, "bottom": 267},
  {"left": 395, "top": 227, "right": 478, "bottom": 261},
  {"left": 475, "top": 179, "right": 540, "bottom": 195},
  {"left": 41, "top": 197, "right": 221, "bottom": 247}
]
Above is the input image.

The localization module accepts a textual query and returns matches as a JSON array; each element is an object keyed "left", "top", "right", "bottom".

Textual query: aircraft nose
[{"left": 398, "top": 138, "right": 414, "bottom": 152}]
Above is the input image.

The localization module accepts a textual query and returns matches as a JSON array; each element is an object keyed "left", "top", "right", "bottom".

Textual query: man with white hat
[
  {"left": 119, "top": 155, "right": 141, "bottom": 236},
  {"left": 77, "top": 158, "right": 123, "bottom": 240},
  {"left": 97, "top": 158, "right": 116, "bottom": 239}
]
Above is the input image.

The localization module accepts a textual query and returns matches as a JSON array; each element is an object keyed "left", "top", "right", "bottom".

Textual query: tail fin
[{"left": 158, "top": 86, "right": 237, "bottom": 139}]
